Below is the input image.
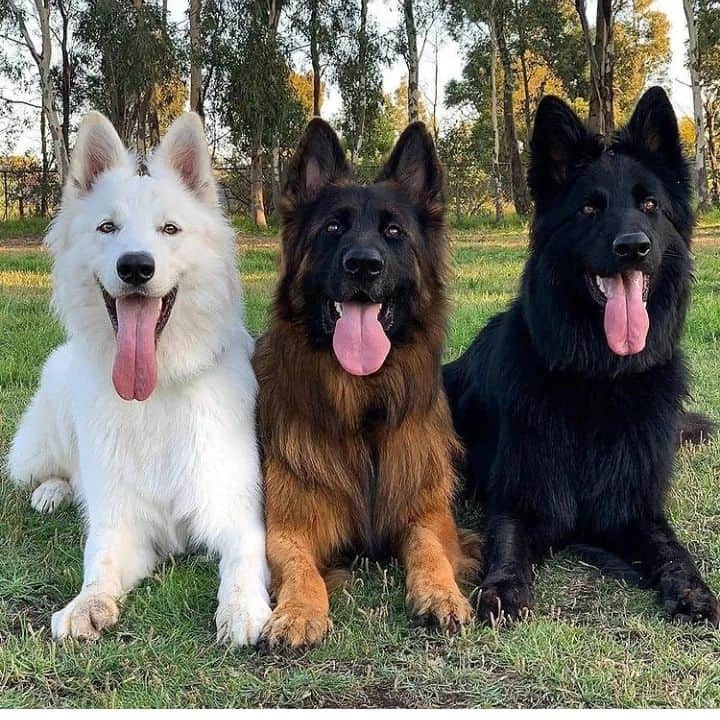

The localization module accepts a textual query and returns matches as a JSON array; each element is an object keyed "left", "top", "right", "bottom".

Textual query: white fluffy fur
[{"left": 7, "top": 111, "right": 271, "bottom": 645}]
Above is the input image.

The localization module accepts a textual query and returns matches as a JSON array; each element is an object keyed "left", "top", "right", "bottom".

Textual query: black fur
[
  {"left": 276, "top": 118, "right": 445, "bottom": 350},
  {"left": 444, "top": 87, "right": 720, "bottom": 626}
]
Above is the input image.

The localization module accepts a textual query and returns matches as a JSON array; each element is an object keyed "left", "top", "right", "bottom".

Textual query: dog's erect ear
[
  {"left": 528, "top": 96, "right": 601, "bottom": 208},
  {"left": 153, "top": 112, "right": 217, "bottom": 205},
  {"left": 285, "top": 118, "right": 350, "bottom": 202},
  {"left": 376, "top": 121, "right": 443, "bottom": 203},
  {"left": 622, "top": 86, "right": 684, "bottom": 164},
  {"left": 69, "top": 112, "right": 127, "bottom": 196}
]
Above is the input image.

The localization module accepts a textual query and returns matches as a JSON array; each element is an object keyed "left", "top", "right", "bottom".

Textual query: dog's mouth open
[
  {"left": 324, "top": 299, "right": 393, "bottom": 376},
  {"left": 101, "top": 285, "right": 177, "bottom": 401},
  {"left": 587, "top": 271, "right": 650, "bottom": 356}
]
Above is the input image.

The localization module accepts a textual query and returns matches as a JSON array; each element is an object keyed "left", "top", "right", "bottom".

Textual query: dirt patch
[{"left": 0, "top": 236, "right": 46, "bottom": 249}]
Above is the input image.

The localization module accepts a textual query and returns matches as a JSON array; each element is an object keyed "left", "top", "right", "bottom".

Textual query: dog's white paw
[
  {"left": 51, "top": 592, "right": 119, "bottom": 641},
  {"left": 216, "top": 597, "right": 272, "bottom": 647},
  {"left": 30, "top": 478, "right": 72, "bottom": 514}
]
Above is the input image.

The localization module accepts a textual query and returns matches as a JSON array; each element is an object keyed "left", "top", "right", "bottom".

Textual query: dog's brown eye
[
  {"left": 641, "top": 198, "right": 657, "bottom": 214},
  {"left": 326, "top": 221, "right": 340, "bottom": 234},
  {"left": 97, "top": 221, "right": 116, "bottom": 234},
  {"left": 581, "top": 204, "right": 598, "bottom": 216},
  {"left": 163, "top": 223, "right": 180, "bottom": 235},
  {"left": 385, "top": 224, "right": 401, "bottom": 238}
]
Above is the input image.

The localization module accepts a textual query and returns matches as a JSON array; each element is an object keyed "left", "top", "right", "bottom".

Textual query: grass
[
  {"left": 1, "top": 232, "right": 720, "bottom": 708},
  {"left": 0, "top": 217, "right": 50, "bottom": 242}
]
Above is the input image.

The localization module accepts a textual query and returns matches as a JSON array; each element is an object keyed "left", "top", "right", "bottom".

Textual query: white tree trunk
[
  {"left": 189, "top": 0, "right": 203, "bottom": 118},
  {"left": 9, "top": 0, "right": 69, "bottom": 183},
  {"left": 684, "top": 0, "right": 709, "bottom": 207},
  {"left": 489, "top": 14, "right": 504, "bottom": 224},
  {"left": 403, "top": 0, "right": 420, "bottom": 122}
]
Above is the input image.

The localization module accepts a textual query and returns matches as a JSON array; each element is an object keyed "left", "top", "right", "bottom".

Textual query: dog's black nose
[
  {"left": 613, "top": 232, "right": 651, "bottom": 260},
  {"left": 342, "top": 247, "right": 385, "bottom": 278},
  {"left": 116, "top": 252, "right": 155, "bottom": 285}
]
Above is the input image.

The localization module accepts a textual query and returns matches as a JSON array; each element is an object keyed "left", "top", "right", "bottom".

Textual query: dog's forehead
[
  {"left": 316, "top": 182, "right": 413, "bottom": 217},
  {"left": 581, "top": 153, "right": 659, "bottom": 195},
  {"left": 96, "top": 173, "right": 177, "bottom": 215}
]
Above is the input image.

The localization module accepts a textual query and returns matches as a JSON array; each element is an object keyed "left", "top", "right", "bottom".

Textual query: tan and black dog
[{"left": 254, "top": 119, "right": 479, "bottom": 648}]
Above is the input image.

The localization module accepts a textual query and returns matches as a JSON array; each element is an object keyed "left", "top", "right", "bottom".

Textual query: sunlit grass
[{"left": 1, "top": 232, "right": 719, "bottom": 708}]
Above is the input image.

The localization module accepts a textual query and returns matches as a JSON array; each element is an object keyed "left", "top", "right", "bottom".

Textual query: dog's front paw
[
  {"left": 216, "top": 597, "right": 272, "bottom": 647},
  {"left": 407, "top": 583, "right": 473, "bottom": 634},
  {"left": 663, "top": 578, "right": 720, "bottom": 627},
  {"left": 260, "top": 603, "right": 331, "bottom": 650},
  {"left": 30, "top": 478, "right": 72, "bottom": 514},
  {"left": 475, "top": 577, "right": 533, "bottom": 626},
  {"left": 51, "top": 592, "right": 119, "bottom": 641}
]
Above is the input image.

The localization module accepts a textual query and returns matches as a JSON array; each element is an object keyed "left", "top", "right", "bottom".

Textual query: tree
[
  {"left": 494, "top": 4, "right": 529, "bottom": 214},
  {"left": 685, "top": 0, "right": 709, "bottom": 208},
  {"left": 208, "top": 0, "right": 307, "bottom": 226},
  {"left": 333, "top": 0, "right": 388, "bottom": 163},
  {"left": 287, "top": 0, "right": 339, "bottom": 116},
  {"left": 575, "top": 0, "right": 615, "bottom": 135},
  {"left": 397, "top": 0, "right": 439, "bottom": 123},
  {"left": 2, "top": 0, "right": 69, "bottom": 182},
  {"left": 76, "top": 0, "right": 185, "bottom": 152},
  {"left": 696, "top": 0, "right": 720, "bottom": 203},
  {"left": 612, "top": 0, "right": 670, "bottom": 122},
  {"left": 444, "top": 0, "right": 528, "bottom": 215}
]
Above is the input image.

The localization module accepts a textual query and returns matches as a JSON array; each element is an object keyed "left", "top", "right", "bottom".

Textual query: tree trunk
[
  {"left": 58, "top": 0, "right": 71, "bottom": 152},
  {"left": 190, "top": 0, "right": 204, "bottom": 119},
  {"left": 250, "top": 125, "right": 267, "bottom": 229},
  {"left": 575, "top": 0, "right": 605, "bottom": 136},
  {"left": 309, "top": 0, "right": 322, "bottom": 115},
  {"left": 40, "top": 108, "right": 48, "bottom": 216},
  {"left": 403, "top": 0, "right": 420, "bottom": 122},
  {"left": 597, "top": 0, "right": 614, "bottom": 134},
  {"left": 353, "top": 0, "right": 369, "bottom": 163},
  {"left": 488, "top": 14, "right": 504, "bottom": 224},
  {"left": 684, "top": 0, "right": 709, "bottom": 208},
  {"left": 705, "top": 101, "right": 719, "bottom": 203},
  {"left": 271, "top": 133, "right": 282, "bottom": 214},
  {"left": 496, "top": 11, "right": 530, "bottom": 216},
  {"left": 431, "top": 28, "right": 439, "bottom": 139},
  {"left": 514, "top": 0, "right": 532, "bottom": 143},
  {"left": 9, "top": 0, "right": 69, "bottom": 183}
]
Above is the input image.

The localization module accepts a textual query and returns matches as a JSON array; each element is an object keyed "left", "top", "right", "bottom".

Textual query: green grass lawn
[{"left": 1, "top": 233, "right": 720, "bottom": 708}]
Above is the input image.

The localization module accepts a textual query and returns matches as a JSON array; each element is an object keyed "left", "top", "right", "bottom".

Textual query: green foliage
[
  {"left": 76, "top": 0, "right": 185, "bottom": 148},
  {"left": 331, "top": 0, "right": 390, "bottom": 161}
]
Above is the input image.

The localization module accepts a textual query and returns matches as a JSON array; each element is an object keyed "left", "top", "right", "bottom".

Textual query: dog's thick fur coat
[
  {"left": 444, "top": 88, "right": 720, "bottom": 626},
  {"left": 8, "top": 112, "right": 271, "bottom": 644},
  {"left": 255, "top": 120, "right": 478, "bottom": 648}
]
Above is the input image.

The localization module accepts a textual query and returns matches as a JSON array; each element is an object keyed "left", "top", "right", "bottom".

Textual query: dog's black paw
[
  {"left": 663, "top": 579, "right": 720, "bottom": 627},
  {"left": 475, "top": 577, "right": 533, "bottom": 626}
]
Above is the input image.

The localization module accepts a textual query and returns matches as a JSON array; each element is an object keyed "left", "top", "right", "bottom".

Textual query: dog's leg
[
  {"left": 212, "top": 523, "right": 272, "bottom": 648},
  {"left": 400, "top": 508, "right": 473, "bottom": 633},
  {"left": 261, "top": 528, "right": 331, "bottom": 649},
  {"left": 8, "top": 347, "right": 75, "bottom": 513},
  {"left": 189, "top": 408, "right": 271, "bottom": 647},
  {"left": 260, "top": 459, "right": 338, "bottom": 649},
  {"left": 474, "top": 513, "right": 535, "bottom": 625},
  {"left": 612, "top": 516, "right": 720, "bottom": 626},
  {"left": 52, "top": 523, "right": 157, "bottom": 641}
]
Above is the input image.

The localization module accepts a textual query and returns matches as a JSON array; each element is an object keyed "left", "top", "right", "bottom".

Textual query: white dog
[{"left": 7, "top": 111, "right": 271, "bottom": 646}]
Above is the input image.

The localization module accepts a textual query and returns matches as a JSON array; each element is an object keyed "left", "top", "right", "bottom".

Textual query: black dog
[{"left": 444, "top": 87, "right": 720, "bottom": 626}]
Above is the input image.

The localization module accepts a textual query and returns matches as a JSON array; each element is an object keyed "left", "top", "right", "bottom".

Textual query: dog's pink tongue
[
  {"left": 603, "top": 271, "right": 649, "bottom": 356},
  {"left": 112, "top": 296, "right": 162, "bottom": 401},
  {"left": 332, "top": 302, "right": 391, "bottom": 376}
]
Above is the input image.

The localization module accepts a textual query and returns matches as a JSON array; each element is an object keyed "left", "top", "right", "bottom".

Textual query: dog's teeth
[
  {"left": 334, "top": 301, "right": 343, "bottom": 317},
  {"left": 595, "top": 276, "right": 606, "bottom": 295}
]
